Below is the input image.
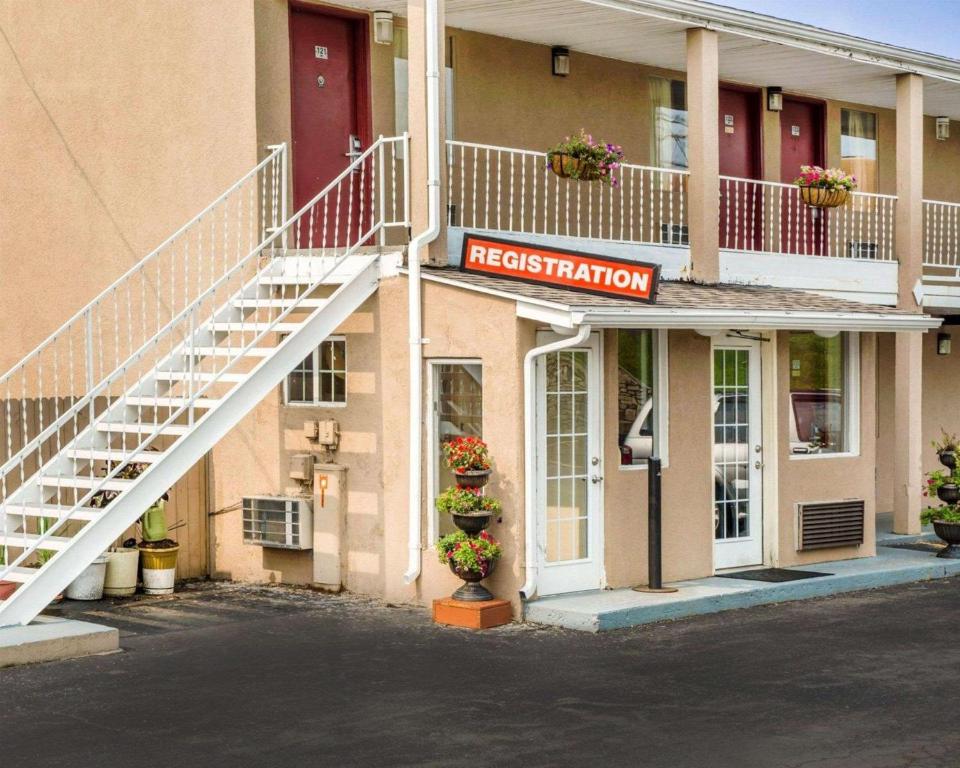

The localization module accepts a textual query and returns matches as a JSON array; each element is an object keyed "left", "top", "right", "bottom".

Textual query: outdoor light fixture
[
  {"left": 938, "top": 332, "right": 953, "bottom": 356},
  {"left": 319, "top": 474, "right": 329, "bottom": 506},
  {"left": 373, "top": 10, "right": 394, "bottom": 45},
  {"left": 552, "top": 46, "right": 570, "bottom": 77},
  {"left": 766, "top": 86, "right": 783, "bottom": 112},
  {"left": 937, "top": 116, "right": 951, "bottom": 141}
]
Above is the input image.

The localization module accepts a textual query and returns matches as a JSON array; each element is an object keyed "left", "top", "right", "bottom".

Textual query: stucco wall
[
  {"left": 0, "top": 0, "right": 259, "bottom": 374},
  {"left": 776, "top": 331, "right": 878, "bottom": 566}
]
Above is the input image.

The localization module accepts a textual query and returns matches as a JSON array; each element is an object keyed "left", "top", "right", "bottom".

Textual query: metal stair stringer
[{"left": 0, "top": 254, "right": 385, "bottom": 628}]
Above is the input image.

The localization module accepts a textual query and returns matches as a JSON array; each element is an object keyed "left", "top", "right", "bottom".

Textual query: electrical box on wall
[
  {"left": 242, "top": 496, "right": 313, "bottom": 550},
  {"left": 317, "top": 419, "right": 339, "bottom": 448},
  {"left": 289, "top": 453, "right": 315, "bottom": 481}
]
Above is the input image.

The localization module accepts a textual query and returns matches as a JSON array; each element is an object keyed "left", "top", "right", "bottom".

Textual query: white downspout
[
  {"left": 404, "top": 0, "right": 441, "bottom": 584},
  {"left": 519, "top": 324, "right": 592, "bottom": 601}
]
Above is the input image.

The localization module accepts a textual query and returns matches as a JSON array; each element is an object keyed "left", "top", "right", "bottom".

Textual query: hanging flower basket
[
  {"left": 799, "top": 186, "right": 849, "bottom": 209},
  {"left": 546, "top": 130, "right": 624, "bottom": 186},
  {"left": 794, "top": 166, "right": 856, "bottom": 209},
  {"left": 550, "top": 153, "right": 601, "bottom": 181}
]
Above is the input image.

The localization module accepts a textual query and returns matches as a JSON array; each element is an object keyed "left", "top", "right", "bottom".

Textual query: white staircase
[{"left": 0, "top": 136, "right": 408, "bottom": 627}]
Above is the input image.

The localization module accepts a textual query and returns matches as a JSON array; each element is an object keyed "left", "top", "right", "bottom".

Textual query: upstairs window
[
  {"left": 650, "top": 77, "right": 687, "bottom": 170},
  {"left": 841, "top": 109, "right": 877, "bottom": 194}
]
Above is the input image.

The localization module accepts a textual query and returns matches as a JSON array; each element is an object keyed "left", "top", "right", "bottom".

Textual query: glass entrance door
[
  {"left": 712, "top": 339, "right": 763, "bottom": 569},
  {"left": 536, "top": 331, "right": 602, "bottom": 596}
]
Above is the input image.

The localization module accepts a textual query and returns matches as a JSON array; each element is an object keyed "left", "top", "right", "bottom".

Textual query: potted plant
[
  {"left": 442, "top": 436, "right": 493, "bottom": 488},
  {"left": 437, "top": 529, "right": 503, "bottom": 602},
  {"left": 794, "top": 165, "right": 856, "bottom": 208},
  {"left": 436, "top": 485, "right": 502, "bottom": 535},
  {"left": 547, "top": 130, "right": 624, "bottom": 187},
  {"left": 103, "top": 539, "right": 140, "bottom": 597},
  {"left": 90, "top": 461, "right": 176, "bottom": 595},
  {"left": 65, "top": 552, "right": 109, "bottom": 601},
  {"left": 0, "top": 546, "right": 16, "bottom": 601},
  {"left": 933, "top": 430, "right": 959, "bottom": 470},
  {"left": 923, "top": 456, "right": 960, "bottom": 558}
]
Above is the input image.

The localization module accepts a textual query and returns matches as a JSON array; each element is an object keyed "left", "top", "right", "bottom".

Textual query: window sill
[
  {"left": 283, "top": 401, "right": 347, "bottom": 409},
  {"left": 788, "top": 451, "right": 860, "bottom": 461}
]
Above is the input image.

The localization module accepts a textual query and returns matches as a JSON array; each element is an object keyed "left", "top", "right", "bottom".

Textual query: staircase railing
[{"left": 0, "top": 135, "right": 409, "bottom": 581}]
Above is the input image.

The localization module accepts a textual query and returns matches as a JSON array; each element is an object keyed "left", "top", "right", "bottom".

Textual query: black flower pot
[
  {"left": 451, "top": 511, "right": 493, "bottom": 536},
  {"left": 449, "top": 558, "right": 497, "bottom": 602},
  {"left": 939, "top": 451, "right": 958, "bottom": 471},
  {"left": 938, "top": 483, "right": 960, "bottom": 505},
  {"left": 454, "top": 469, "right": 491, "bottom": 489},
  {"left": 934, "top": 520, "right": 960, "bottom": 559}
]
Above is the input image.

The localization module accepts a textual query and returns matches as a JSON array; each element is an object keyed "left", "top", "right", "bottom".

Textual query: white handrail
[
  {"left": 0, "top": 137, "right": 409, "bottom": 577},
  {"left": 923, "top": 198, "right": 960, "bottom": 268}
]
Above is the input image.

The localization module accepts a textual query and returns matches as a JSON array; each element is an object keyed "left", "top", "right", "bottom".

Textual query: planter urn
[
  {"left": 937, "top": 483, "right": 960, "bottom": 505},
  {"left": 139, "top": 543, "right": 179, "bottom": 595},
  {"left": 933, "top": 520, "right": 960, "bottom": 559},
  {"left": 103, "top": 547, "right": 140, "bottom": 597},
  {"left": 939, "top": 450, "right": 958, "bottom": 471},
  {"left": 449, "top": 559, "right": 497, "bottom": 602},
  {"left": 451, "top": 511, "right": 494, "bottom": 536},
  {"left": 454, "top": 469, "right": 491, "bottom": 489},
  {"left": 65, "top": 553, "right": 109, "bottom": 601}
]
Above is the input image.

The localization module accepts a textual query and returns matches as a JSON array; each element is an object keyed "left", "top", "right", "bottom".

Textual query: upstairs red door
[
  {"left": 718, "top": 87, "right": 762, "bottom": 251},
  {"left": 289, "top": 5, "right": 369, "bottom": 247},
  {"left": 780, "top": 98, "right": 825, "bottom": 255}
]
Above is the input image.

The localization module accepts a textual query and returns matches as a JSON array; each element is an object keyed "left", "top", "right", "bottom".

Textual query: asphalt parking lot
[{"left": 3, "top": 578, "right": 960, "bottom": 768}]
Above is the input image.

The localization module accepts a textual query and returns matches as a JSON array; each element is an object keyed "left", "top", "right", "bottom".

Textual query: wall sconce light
[
  {"left": 318, "top": 474, "right": 329, "bottom": 506},
  {"left": 937, "top": 116, "right": 951, "bottom": 141},
  {"left": 938, "top": 332, "right": 952, "bottom": 355},
  {"left": 766, "top": 86, "right": 783, "bottom": 112},
  {"left": 373, "top": 10, "right": 394, "bottom": 45},
  {"left": 552, "top": 46, "right": 570, "bottom": 77}
]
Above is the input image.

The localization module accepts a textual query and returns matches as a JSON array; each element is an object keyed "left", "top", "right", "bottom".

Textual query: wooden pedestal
[{"left": 432, "top": 598, "right": 513, "bottom": 629}]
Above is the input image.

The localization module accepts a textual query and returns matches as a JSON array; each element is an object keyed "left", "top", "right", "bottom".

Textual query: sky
[{"left": 711, "top": 0, "right": 960, "bottom": 59}]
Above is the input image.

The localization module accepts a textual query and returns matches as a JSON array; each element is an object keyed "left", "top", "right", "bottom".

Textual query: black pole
[
  {"left": 647, "top": 456, "right": 663, "bottom": 590},
  {"left": 634, "top": 456, "right": 677, "bottom": 593}
]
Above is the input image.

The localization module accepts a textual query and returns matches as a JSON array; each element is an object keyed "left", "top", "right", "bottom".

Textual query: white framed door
[
  {"left": 712, "top": 337, "right": 764, "bottom": 570},
  {"left": 536, "top": 331, "right": 603, "bottom": 596}
]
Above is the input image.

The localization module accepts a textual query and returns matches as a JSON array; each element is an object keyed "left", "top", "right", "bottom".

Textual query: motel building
[{"left": 6, "top": 0, "right": 960, "bottom": 631}]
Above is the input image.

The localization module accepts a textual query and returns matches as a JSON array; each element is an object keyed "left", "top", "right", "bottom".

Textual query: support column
[
  {"left": 406, "top": 0, "right": 447, "bottom": 266},
  {"left": 893, "top": 73, "right": 924, "bottom": 534},
  {"left": 686, "top": 28, "right": 719, "bottom": 284}
]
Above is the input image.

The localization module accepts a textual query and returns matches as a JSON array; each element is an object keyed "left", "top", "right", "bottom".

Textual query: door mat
[
  {"left": 715, "top": 568, "right": 832, "bottom": 583},
  {"left": 880, "top": 540, "right": 945, "bottom": 554}
]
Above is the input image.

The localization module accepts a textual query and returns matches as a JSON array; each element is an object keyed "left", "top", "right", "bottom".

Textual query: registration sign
[{"left": 459, "top": 234, "right": 660, "bottom": 303}]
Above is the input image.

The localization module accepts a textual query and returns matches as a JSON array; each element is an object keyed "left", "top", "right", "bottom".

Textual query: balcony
[{"left": 444, "top": 140, "right": 902, "bottom": 304}]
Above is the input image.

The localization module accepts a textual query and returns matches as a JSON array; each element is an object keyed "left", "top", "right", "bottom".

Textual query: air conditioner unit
[{"left": 242, "top": 496, "right": 313, "bottom": 550}]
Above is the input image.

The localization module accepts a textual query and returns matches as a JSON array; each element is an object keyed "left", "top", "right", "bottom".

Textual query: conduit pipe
[
  {"left": 403, "top": 0, "right": 442, "bottom": 584},
  {"left": 519, "top": 324, "right": 592, "bottom": 601}
]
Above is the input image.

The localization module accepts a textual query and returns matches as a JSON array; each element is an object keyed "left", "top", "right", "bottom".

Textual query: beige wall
[{"left": 0, "top": 0, "right": 260, "bottom": 374}]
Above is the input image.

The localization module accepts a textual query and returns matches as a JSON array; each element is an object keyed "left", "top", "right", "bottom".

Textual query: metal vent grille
[
  {"left": 797, "top": 499, "right": 864, "bottom": 551},
  {"left": 242, "top": 496, "right": 313, "bottom": 550}
]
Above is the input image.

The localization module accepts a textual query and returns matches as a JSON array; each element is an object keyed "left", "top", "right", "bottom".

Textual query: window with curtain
[
  {"left": 650, "top": 77, "right": 688, "bottom": 170},
  {"left": 789, "top": 332, "right": 858, "bottom": 455},
  {"left": 841, "top": 109, "right": 877, "bottom": 193}
]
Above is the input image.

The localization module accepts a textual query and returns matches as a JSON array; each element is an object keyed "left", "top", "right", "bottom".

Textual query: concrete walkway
[{"left": 526, "top": 545, "right": 960, "bottom": 632}]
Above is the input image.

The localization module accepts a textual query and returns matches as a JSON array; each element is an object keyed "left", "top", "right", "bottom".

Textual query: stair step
[
  {"left": 257, "top": 276, "right": 320, "bottom": 286},
  {"left": 208, "top": 323, "right": 303, "bottom": 333},
  {"left": 2, "top": 503, "right": 102, "bottom": 522},
  {"left": 232, "top": 298, "right": 328, "bottom": 309},
  {"left": 0, "top": 533, "right": 73, "bottom": 551},
  {"left": 63, "top": 448, "right": 165, "bottom": 464},
  {"left": 153, "top": 371, "right": 246, "bottom": 384},
  {"left": 39, "top": 475, "right": 133, "bottom": 492},
  {"left": 123, "top": 396, "right": 221, "bottom": 409},
  {"left": 1, "top": 567, "right": 36, "bottom": 584},
  {"left": 183, "top": 347, "right": 272, "bottom": 359},
  {"left": 95, "top": 421, "right": 191, "bottom": 436}
]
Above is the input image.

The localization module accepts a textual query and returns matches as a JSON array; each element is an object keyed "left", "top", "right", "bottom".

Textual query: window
[
  {"left": 430, "top": 361, "right": 482, "bottom": 537},
  {"left": 788, "top": 332, "right": 859, "bottom": 456},
  {"left": 650, "top": 77, "right": 687, "bottom": 170},
  {"left": 394, "top": 27, "right": 455, "bottom": 146},
  {"left": 618, "top": 330, "right": 667, "bottom": 467},
  {"left": 841, "top": 109, "right": 877, "bottom": 194},
  {"left": 284, "top": 338, "right": 346, "bottom": 406}
]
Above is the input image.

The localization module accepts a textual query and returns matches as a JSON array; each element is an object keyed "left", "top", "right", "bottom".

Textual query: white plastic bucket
[
  {"left": 103, "top": 548, "right": 139, "bottom": 597},
  {"left": 65, "top": 553, "right": 109, "bottom": 601}
]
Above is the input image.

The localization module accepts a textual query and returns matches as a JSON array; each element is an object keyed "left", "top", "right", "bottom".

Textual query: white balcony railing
[
  {"left": 719, "top": 177, "right": 897, "bottom": 261},
  {"left": 923, "top": 199, "right": 960, "bottom": 269},
  {"left": 446, "top": 141, "right": 689, "bottom": 246}
]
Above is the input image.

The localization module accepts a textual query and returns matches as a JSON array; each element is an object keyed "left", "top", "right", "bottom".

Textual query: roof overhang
[{"left": 415, "top": 269, "right": 942, "bottom": 333}]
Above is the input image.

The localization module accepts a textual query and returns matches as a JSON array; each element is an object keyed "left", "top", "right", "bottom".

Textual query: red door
[
  {"left": 780, "top": 98, "right": 825, "bottom": 255},
  {"left": 718, "top": 87, "right": 762, "bottom": 251},
  {"left": 289, "top": 5, "right": 369, "bottom": 247}
]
